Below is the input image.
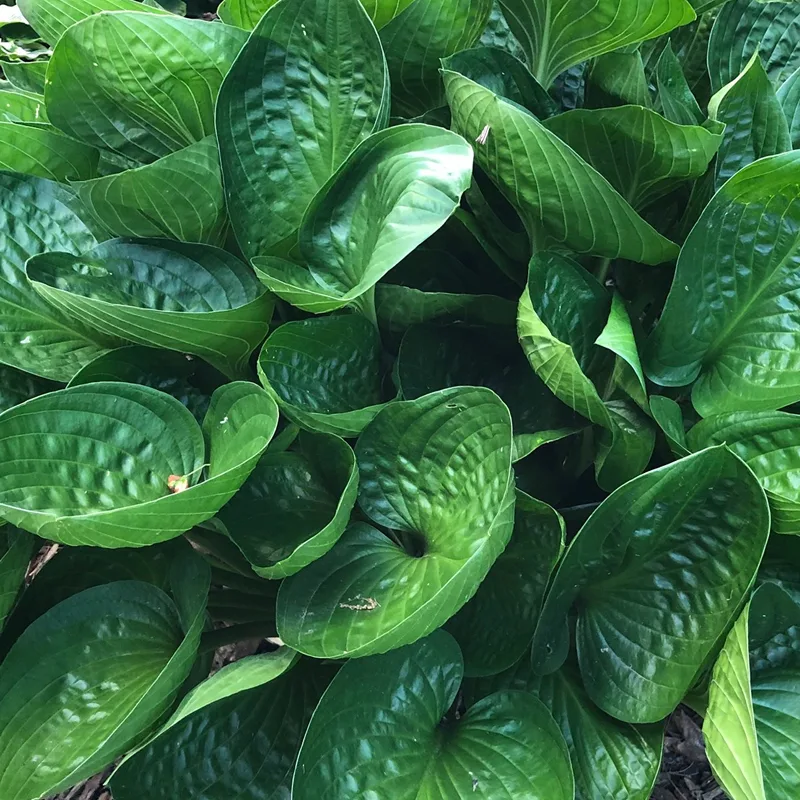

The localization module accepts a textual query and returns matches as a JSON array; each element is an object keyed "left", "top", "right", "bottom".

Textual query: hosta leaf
[
  {"left": 594, "top": 398, "right": 656, "bottom": 491},
  {"left": 443, "top": 70, "right": 679, "bottom": 264},
  {"left": 217, "top": 0, "right": 389, "bottom": 259},
  {"left": 0, "top": 527, "right": 34, "bottom": 633},
  {"left": 0, "top": 364, "right": 56, "bottom": 413},
  {"left": 0, "top": 121, "right": 98, "bottom": 181},
  {"left": 0, "top": 381, "right": 278, "bottom": 547},
  {"left": 253, "top": 125, "right": 473, "bottom": 312},
  {"left": 362, "top": 0, "right": 417, "bottom": 29},
  {"left": 0, "top": 89, "right": 48, "bottom": 124},
  {"left": 257, "top": 315, "right": 389, "bottom": 437},
  {"left": 0, "top": 551, "right": 209, "bottom": 800},
  {"left": 217, "top": 0, "right": 278, "bottom": 27},
  {"left": 650, "top": 395, "right": 690, "bottom": 456},
  {"left": 496, "top": 0, "right": 695, "bottom": 88},
  {"left": 645, "top": 152, "right": 800, "bottom": 415},
  {"left": 655, "top": 40, "right": 704, "bottom": 125},
  {"left": 379, "top": 0, "right": 492, "bottom": 117},
  {"left": 4, "top": 62, "right": 48, "bottom": 95},
  {"left": 777, "top": 65, "right": 800, "bottom": 149},
  {"left": 27, "top": 238, "right": 272, "bottom": 379},
  {"left": 0, "top": 171, "right": 113, "bottom": 382},
  {"left": 708, "top": 0, "right": 800, "bottom": 92},
  {"left": 46, "top": 11, "right": 247, "bottom": 163},
  {"left": 74, "top": 138, "right": 227, "bottom": 245},
  {"left": 277, "top": 387, "right": 515, "bottom": 659},
  {"left": 446, "top": 492, "right": 564, "bottom": 677},
  {"left": 532, "top": 447, "right": 770, "bottom": 723},
  {"left": 595, "top": 292, "right": 647, "bottom": 401},
  {"left": 587, "top": 50, "right": 651, "bottom": 109},
  {"left": 218, "top": 431, "right": 359, "bottom": 579},
  {"left": 293, "top": 631, "right": 575, "bottom": 800},
  {"left": 479, "top": 0, "right": 526, "bottom": 60},
  {"left": 709, "top": 53, "right": 791, "bottom": 187},
  {"left": 543, "top": 105, "right": 722, "bottom": 210}
]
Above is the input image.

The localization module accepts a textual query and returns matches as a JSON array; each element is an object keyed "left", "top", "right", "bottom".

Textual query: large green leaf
[
  {"left": 0, "top": 382, "right": 278, "bottom": 547},
  {"left": 0, "top": 551, "right": 209, "bottom": 800},
  {"left": 495, "top": 0, "right": 695, "bottom": 88},
  {"left": 252, "top": 124, "right": 473, "bottom": 312},
  {"left": 655, "top": 40, "right": 704, "bottom": 125},
  {"left": 293, "top": 631, "right": 575, "bottom": 799},
  {"left": 543, "top": 105, "right": 722, "bottom": 210},
  {"left": 532, "top": 447, "right": 770, "bottom": 723},
  {"left": 645, "top": 152, "right": 800, "bottom": 415},
  {"left": 216, "top": 0, "right": 389, "bottom": 259},
  {"left": 0, "top": 171, "right": 114, "bottom": 382},
  {"left": 443, "top": 70, "right": 679, "bottom": 264},
  {"left": 26, "top": 238, "right": 272, "bottom": 379},
  {"left": 45, "top": 11, "right": 246, "bottom": 163},
  {"left": 777, "top": 65, "right": 800, "bottom": 149},
  {"left": 74, "top": 138, "right": 227, "bottom": 245},
  {"left": 709, "top": 53, "right": 791, "bottom": 187},
  {"left": 705, "top": 582, "right": 800, "bottom": 800},
  {"left": 257, "top": 314, "right": 389, "bottom": 437},
  {"left": 277, "top": 387, "right": 515, "bottom": 659},
  {"left": 217, "top": 0, "right": 278, "bottom": 27},
  {"left": 0, "top": 527, "right": 34, "bottom": 634},
  {"left": 446, "top": 492, "right": 564, "bottom": 676},
  {"left": 0, "top": 121, "right": 98, "bottom": 181},
  {"left": 218, "top": 431, "right": 359, "bottom": 579}
]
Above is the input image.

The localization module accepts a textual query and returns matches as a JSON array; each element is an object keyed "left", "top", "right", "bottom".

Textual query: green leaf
[
  {"left": 496, "top": 0, "right": 695, "bottom": 88},
  {"left": 587, "top": 50, "right": 652, "bottom": 108},
  {"left": 544, "top": 105, "right": 722, "bottom": 211},
  {"left": 708, "top": 0, "right": 800, "bottom": 92},
  {"left": 380, "top": 0, "right": 492, "bottom": 117},
  {"left": 4, "top": 61, "right": 48, "bottom": 95},
  {"left": 111, "top": 654, "right": 333, "bottom": 800},
  {"left": 645, "top": 152, "right": 800, "bottom": 415},
  {"left": 650, "top": 395, "right": 690, "bottom": 456},
  {"left": 293, "top": 630, "right": 575, "bottom": 800},
  {"left": 777, "top": 65, "right": 800, "bottom": 149},
  {"left": 595, "top": 292, "right": 647, "bottom": 403},
  {"left": 27, "top": 238, "right": 272, "bottom": 379},
  {"left": 594, "top": 398, "right": 656, "bottom": 491},
  {"left": 0, "top": 527, "right": 34, "bottom": 633},
  {"left": 257, "top": 315, "right": 389, "bottom": 437},
  {"left": 0, "top": 121, "right": 98, "bottom": 181},
  {"left": 277, "top": 387, "right": 515, "bottom": 659},
  {"left": 45, "top": 11, "right": 247, "bottom": 163},
  {"left": 217, "top": 0, "right": 278, "bottom": 27},
  {"left": 443, "top": 70, "right": 680, "bottom": 264},
  {"left": 0, "top": 89, "right": 48, "bottom": 124},
  {"left": 709, "top": 52, "right": 791, "bottom": 187},
  {"left": 532, "top": 446, "right": 770, "bottom": 723},
  {"left": 74, "top": 138, "right": 227, "bottom": 245},
  {"left": 253, "top": 124, "right": 473, "bottom": 312},
  {"left": 656, "top": 40, "right": 704, "bottom": 125},
  {"left": 218, "top": 431, "right": 359, "bottom": 579},
  {"left": 446, "top": 492, "right": 564, "bottom": 676},
  {"left": 0, "top": 364, "right": 57, "bottom": 414},
  {"left": 0, "top": 551, "right": 209, "bottom": 800},
  {"left": 0, "top": 381, "right": 278, "bottom": 547},
  {"left": 479, "top": 0, "right": 526, "bottom": 61},
  {"left": 217, "top": 0, "right": 389, "bottom": 259}
]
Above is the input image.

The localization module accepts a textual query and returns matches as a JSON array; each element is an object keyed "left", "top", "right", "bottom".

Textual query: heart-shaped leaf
[
  {"left": 532, "top": 446, "right": 770, "bottom": 723},
  {"left": 218, "top": 431, "right": 359, "bottom": 579},
  {"left": 27, "top": 238, "right": 272, "bottom": 379},
  {"left": 45, "top": 11, "right": 247, "bottom": 163},
  {"left": 277, "top": 387, "right": 515, "bottom": 658},
  {"left": 0, "top": 122, "right": 98, "bottom": 181},
  {"left": 645, "top": 152, "right": 800, "bottom": 415},
  {"left": 0, "top": 381, "right": 278, "bottom": 547},
  {"left": 293, "top": 630, "right": 575, "bottom": 800},
  {"left": 217, "top": 0, "right": 390, "bottom": 258},
  {"left": 0, "top": 550, "right": 209, "bottom": 800}
]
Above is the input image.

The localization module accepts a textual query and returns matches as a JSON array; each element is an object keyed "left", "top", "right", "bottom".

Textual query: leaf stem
[
  {"left": 595, "top": 257, "right": 612, "bottom": 285},
  {"left": 354, "top": 285, "right": 379, "bottom": 329}
]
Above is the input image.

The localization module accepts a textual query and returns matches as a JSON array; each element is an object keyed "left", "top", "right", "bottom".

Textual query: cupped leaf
[
  {"left": 595, "top": 292, "right": 647, "bottom": 404},
  {"left": 45, "top": 11, "right": 247, "bottom": 163},
  {"left": 650, "top": 395, "right": 690, "bottom": 456},
  {"left": 443, "top": 70, "right": 679, "bottom": 264},
  {"left": 277, "top": 387, "right": 515, "bottom": 659},
  {"left": 0, "top": 551, "right": 209, "bottom": 800},
  {"left": 0, "top": 381, "right": 278, "bottom": 548},
  {"left": 27, "top": 238, "right": 272, "bottom": 379},
  {"left": 254, "top": 124, "right": 473, "bottom": 312},
  {"left": 645, "top": 152, "right": 800, "bottom": 415},
  {"left": 218, "top": 431, "right": 359, "bottom": 579},
  {"left": 532, "top": 446, "right": 770, "bottom": 723},
  {"left": 0, "top": 121, "right": 98, "bottom": 181},
  {"left": 496, "top": 0, "right": 695, "bottom": 88},
  {"left": 257, "top": 314, "right": 389, "bottom": 437},
  {"left": 0, "top": 527, "right": 34, "bottom": 634},
  {"left": 293, "top": 630, "right": 575, "bottom": 800},
  {"left": 74, "top": 137, "right": 227, "bottom": 245},
  {"left": 446, "top": 492, "right": 564, "bottom": 677},
  {"left": 217, "top": 0, "right": 389, "bottom": 259},
  {"left": 543, "top": 105, "right": 722, "bottom": 210}
]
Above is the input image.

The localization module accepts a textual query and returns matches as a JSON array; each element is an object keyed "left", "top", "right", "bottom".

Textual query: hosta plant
[{"left": 0, "top": 0, "right": 799, "bottom": 798}]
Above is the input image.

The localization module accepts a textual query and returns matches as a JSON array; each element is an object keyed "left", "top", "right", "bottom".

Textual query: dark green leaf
[
  {"left": 777, "top": 65, "right": 800, "bottom": 149},
  {"left": 0, "top": 121, "right": 98, "bottom": 180},
  {"left": 0, "top": 527, "right": 34, "bottom": 634},
  {"left": 0, "top": 363, "right": 57, "bottom": 413},
  {"left": 656, "top": 40, "right": 704, "bottom": 125},
  {"left": 650, "top": 395, "right": 690, "bottom": 456},
  {"left": 587, "top": 50, "right": 651, "bottom": 108}
]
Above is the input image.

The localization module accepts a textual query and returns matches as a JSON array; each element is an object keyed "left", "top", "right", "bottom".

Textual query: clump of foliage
[{"left": 0, "top": 0, "right": 797, "bottom": 798}]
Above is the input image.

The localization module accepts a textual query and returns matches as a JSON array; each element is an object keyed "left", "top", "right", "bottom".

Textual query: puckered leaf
[{"left": 277, "top": 387, "right": 515, "bottom": 659}]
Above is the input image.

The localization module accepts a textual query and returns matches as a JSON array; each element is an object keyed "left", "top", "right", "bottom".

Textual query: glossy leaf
[
  {"left": 443, "top": 69, "right": 679, "bottom": 264},
  {"left": 293, "top": 631, "right": 575, "bottom": 800},
  {"left": 594, "top": 398, "right": 656, "bottom": 491},
  {"left": 217, "top": 0, "right": 389, "bottom": 259},
  {"left": 532, "top": 447, "right": 770, "bottom": 723},
  {"left": 595, "top": 292, "right": 647, "bottom": 401},
  {"left": 646, "top": 152, "right": 800, "bottom": 415},
  {"left": 27, "top": 238, "right": 272, "bottom": 379},
  {"left": 277, "top": 387, "right": 515, "bottom": 659},
  {"left": 650, "top": 395, "right": 690, "bottom": 456},
  {"left": 0, "top": 121, "right": 98, "bottom": 181}
]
